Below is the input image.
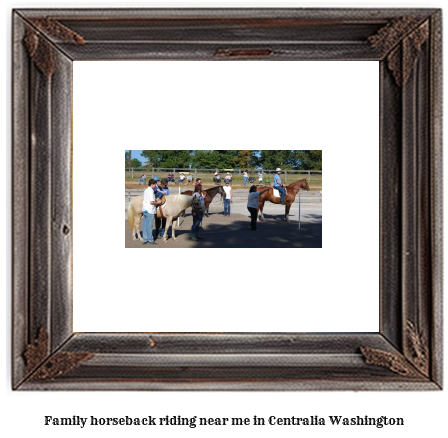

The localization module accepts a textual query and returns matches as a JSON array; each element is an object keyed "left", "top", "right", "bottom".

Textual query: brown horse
[
  {"left": 182, "top": 185, "right": 226, "bottom": 217},
  {"left": 257, "top": 178, "right": 310, "bottom": 222}
]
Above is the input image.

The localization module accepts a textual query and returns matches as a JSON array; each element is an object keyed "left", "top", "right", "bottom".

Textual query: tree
[
  {"left": 190, "top": 150, "right": 220, "bottom": 168},
  {"left": 141, "top": 150, "right": 193, "bottom": 168},
  {"left": 130, "top": 158, "right": 142, "bottom": 168},
  {"left": 214, "top": 150, "right": 239, "bottom": 169},
  {"left": 232, "top": 150, "right": 259, "bottom": 169},
  {"left": 125, "top": 151, "right": 143, "bottom": 168},
  {"left": 295, "top": 150, "right": 322, "bottom": 170},
  {"left": 259, "top": 150, "right": 295, "bottom": 170}
]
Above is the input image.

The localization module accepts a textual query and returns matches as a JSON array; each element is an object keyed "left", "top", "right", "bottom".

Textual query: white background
[
  {"left": 3, "top": 1, "right": 446, "bottom": 438},
  {"left": 73, "top": 60, "right": 379, "bottom": 333}
]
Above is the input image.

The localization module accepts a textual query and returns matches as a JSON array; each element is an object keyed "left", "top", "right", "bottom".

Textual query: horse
[
  {"left": 127, "top": 194, "right": 193, "bottom": 242},
  {"left": 257, "top": 178, "right": 310, "bottom": 222},
  {"left": 182, "top": 185, "right": 226, "bottom": 217}
]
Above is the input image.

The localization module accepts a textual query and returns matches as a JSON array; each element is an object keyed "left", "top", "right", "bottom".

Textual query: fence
[{"left": 126, "top": 167, "right": 322, "bottom": 185}]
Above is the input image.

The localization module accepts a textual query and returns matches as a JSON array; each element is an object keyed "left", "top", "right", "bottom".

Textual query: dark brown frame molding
[{"left": 12, "top": 8, "right": 442, "bottom": 390}]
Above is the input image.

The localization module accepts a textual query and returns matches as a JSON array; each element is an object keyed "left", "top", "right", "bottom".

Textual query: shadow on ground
[{"left": 125, "top": 212, "right": 322, "bottom": 248}]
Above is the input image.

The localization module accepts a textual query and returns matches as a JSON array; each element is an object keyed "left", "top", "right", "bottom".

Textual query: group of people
[
  {"left": 243, "top": 170, "right": 265, "bottom": 186},
  {"left": 141, "top": 175, "right": 205, "bottom": 244},
  {"left": 214, "top": 172, "right": 233, "bottom": 184},
  {"left": 140, "top": 168, "right": 287, "bottom": 244},
  {"left": 141, "top": 177, "right": 170, "bottom": 245},
  {"left": 166, "top": 172, "right": 194, "bottom": 185},
  {"left": 142, "top": 170, "right": 269, "bottom": 187}
]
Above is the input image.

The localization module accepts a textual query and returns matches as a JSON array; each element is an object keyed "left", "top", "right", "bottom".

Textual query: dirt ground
[{"left": 125, "top": 202, "right": 322, "bottom": 248}]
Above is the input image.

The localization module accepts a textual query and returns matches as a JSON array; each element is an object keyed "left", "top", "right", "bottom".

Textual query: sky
[{"left": 128, "top": 150, "right": 145, "bottom": 165}]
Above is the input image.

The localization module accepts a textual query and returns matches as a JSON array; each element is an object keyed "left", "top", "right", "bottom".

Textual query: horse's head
[{"left": 303, "top": 178, "right": 311, "bottom": 191}]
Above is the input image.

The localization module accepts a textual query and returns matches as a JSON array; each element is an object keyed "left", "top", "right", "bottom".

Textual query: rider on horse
[{"left": 274, "top": 168, "right": 287, "bottom": 205}]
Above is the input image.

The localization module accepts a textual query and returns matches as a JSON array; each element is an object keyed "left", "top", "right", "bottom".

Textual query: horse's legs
[
  {"left": 285, "top": 203, "right": 292, "bottom": 222},
  {"left": 163, "top": 217, "right": 174, "bottom": 242},
  {"left": 134, "top": 215, "right": 142, "bottom": 241},
  {"left": 258, "top": 201, "right": 266, "bottom": 221}
]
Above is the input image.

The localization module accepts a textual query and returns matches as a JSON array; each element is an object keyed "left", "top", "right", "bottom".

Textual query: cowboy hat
[{"left": 276, "top": 168, "right": 282, "bottom": 172}]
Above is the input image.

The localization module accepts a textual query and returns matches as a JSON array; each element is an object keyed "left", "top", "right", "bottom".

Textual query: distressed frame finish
[{"left": 12, "top": 8, "right": 442, "bottom": 390}]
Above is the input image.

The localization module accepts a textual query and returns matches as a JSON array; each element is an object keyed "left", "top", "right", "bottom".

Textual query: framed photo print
[{"left": 12, "top": 7, "right": 442, "bottom": 390}]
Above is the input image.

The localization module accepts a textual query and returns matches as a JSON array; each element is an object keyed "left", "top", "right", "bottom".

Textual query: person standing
[
  {"left": 258, "top": 170, "right": 264, "bottom": 185},
  {"left": 155, "top": 179, "right": 170, "bottom": 238},
  {"left": 243, "top": 170, "right": 248, "bottom": 186},
  {"left": 273, "top": 168, "right": 287, "bottom": 205},
  {"left": 191, "top": 184, "right": 206, "bottom": 241},
  {"left": 247, "top": 186, "right": 269, "bottom": 231},
  {"left": 142, "top": 179, "right": 162, "bottom": 245},
  {"left": 223, "top": 180, "right": 233, "bottom": 216}
]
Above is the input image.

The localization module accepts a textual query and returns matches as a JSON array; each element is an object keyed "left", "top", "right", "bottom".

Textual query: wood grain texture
[{"left": 12, "top": 7, "right": 443, "bottom": 391}]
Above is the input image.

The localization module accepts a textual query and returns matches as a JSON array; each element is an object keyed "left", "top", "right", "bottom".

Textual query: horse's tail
[{"left": 127, "top": 201, "right": 135, "bottom": 231}]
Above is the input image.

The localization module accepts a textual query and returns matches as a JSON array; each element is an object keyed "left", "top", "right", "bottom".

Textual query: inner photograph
[{"left": 125, "top": 150, "right": 322, "bottom": 248}]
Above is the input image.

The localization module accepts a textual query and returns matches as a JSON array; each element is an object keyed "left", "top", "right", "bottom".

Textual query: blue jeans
[
  {"left": 142, "top": 212, "right": 155, "bottom": 243},
  {"left": 191, "top": 214, "right": 203, "bottom": 233},
  {"left": 274, "top": 185, "right": 286, "bottom": 203},
  {"left": 155, "top": 217, "right": 166, "bottom": 237},
  {"left": 223, "top": 199, "right": 231, "bottom": 215},
  {"left": 243, "top": 176, "right": 248, "bottom": 186}
]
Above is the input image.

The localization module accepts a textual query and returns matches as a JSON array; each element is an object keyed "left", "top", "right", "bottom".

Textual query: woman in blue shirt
[{"left": 247, "top": 186, "right": 270, "bottom": 231}]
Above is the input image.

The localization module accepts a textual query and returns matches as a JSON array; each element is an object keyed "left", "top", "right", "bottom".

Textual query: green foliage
[
  {"left": 232, "top": 150, "right": 251, "bottom": 169},
  {"left": 214, "top": 150, "right": 239, "bottom": 168},
  {"left": 130, "top": 158, "right": 142, "bottom": 168},
  {"left": 190, "top": 150, "right": 220, "bottom": 168},
  {"left": 295, "top": 150, "right": 322, "bottom": 170},
  {"left": 258, "top": 150, "right": 322, "bottom": 170},
  {"left": 259, "top": 150, "right": 295, "bottom": 170},
  {"left": 130, "top": 150, "right": 321, "bottom": 170},
  {"left": 141, "top": 150, "right": 193, "bottom": 168}
]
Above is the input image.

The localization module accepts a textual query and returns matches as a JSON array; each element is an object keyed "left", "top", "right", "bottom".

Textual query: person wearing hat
[
  {"left": 224, "top": 172, "right": 232, "bottom": 184},
  {"left": 223, "top": 180, "right": 233, "bottom": 216},
  {"left": 138, "top": 173, "right": 147, "bottom": 185},
  {"left": 152, "top": 176, "right": 164, "bottom": 200},
  {"left": 273, "top": 168, "right": 287, "bottom": 205}
]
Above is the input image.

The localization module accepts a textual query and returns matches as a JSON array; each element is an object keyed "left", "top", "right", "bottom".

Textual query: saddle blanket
[{"left": 273, "top": 188, "right": 287, "bottom": 198}]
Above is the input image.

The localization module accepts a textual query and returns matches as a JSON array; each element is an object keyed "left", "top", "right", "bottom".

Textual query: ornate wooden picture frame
[{"left": 12, "top": 8, "right": 442, "bottom": 390}]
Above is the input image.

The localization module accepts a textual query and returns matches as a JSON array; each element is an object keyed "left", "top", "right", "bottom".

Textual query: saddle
[{"left": 273, "top": 187, "right": 287, "bottom": 198}]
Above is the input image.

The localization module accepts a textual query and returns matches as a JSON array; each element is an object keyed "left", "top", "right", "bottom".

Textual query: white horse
[{"left": 127, "top": 194, "right": 193, "bottom": 242}]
